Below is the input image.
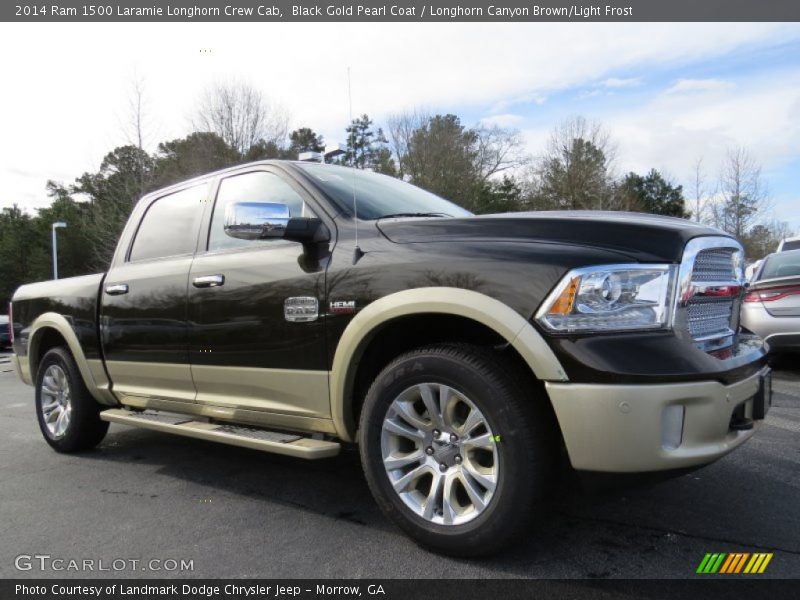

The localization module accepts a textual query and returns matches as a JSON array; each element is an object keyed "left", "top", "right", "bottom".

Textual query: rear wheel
[
  {"left": 35, "top": 347, "right": 109, "bottom": 453},
  {"left": 358, "top": 344, "right": 555, "bottom": 556}
]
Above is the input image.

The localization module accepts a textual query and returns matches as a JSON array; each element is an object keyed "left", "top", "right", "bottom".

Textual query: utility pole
[{"left": 52, "top": 221, "right": 67, "bottom": 279}]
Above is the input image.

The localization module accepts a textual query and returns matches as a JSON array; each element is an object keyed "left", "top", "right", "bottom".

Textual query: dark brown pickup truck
[{"left": 10, "top": 160, "right": 770, "bottom": 556}]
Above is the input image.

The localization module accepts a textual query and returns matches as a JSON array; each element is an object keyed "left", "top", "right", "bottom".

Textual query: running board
[{"left": 100, "top": 409, "right": 340, "bottom": 459}]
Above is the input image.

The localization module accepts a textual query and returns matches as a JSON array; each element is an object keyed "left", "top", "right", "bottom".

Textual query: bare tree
[
  {"left": 118, "top": 73, "right": 157, "bottom": 196},
  {"left": 692, "top": 157, "right": 705, "bottom": 222},
  {"left": 533, "top": 116, "right": 617, "bottom": 210},
  {"left": 473, "top": 124, "right": 528, "bottom": 182},
  {"left": 547, "top": 116, "right": 618, "bottom": 169},
  {"left": 386, "top": 108, "right": 430, "bottom": 178},
  {"left": 710, "top": 146, "right": 769, "bottom": 239},
  {"left": 118, "top": 73, "right": 156, "bottom": 151},
  {"left": 194, "top": 80, "right": 289, "bottom": 155}
]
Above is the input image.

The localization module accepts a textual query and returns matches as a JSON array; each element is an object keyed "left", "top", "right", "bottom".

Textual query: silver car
[{"left": 741, "top": 249, "right": 800, "bottom": 354}]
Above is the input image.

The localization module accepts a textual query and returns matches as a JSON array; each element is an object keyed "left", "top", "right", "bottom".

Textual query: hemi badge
[
  {"left": 284, "top": 297, "right": 319, "bottom": 323},
  {"left": 329, "top": 300, "right": 356, "bottom": 314}
]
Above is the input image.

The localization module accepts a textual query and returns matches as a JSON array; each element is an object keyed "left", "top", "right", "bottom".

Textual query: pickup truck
[{"left": 10, "top": 160, "right": 771, "bottom": 556}]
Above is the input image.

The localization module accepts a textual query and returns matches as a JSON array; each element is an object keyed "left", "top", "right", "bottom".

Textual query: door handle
[
  {"left": 105, "top": 283, "right": 129, "bottom": 295},
  {"left": 193, "top": 274, "right": 225, "bottom": 288}
]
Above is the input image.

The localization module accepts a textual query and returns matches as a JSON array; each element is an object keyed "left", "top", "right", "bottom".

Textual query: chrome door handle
[
  {"left": 193, "top": 274, "right": 225, "bottom": 288},
  {"left": 105, "top": 283, "right": 129, "bottom": 295}
]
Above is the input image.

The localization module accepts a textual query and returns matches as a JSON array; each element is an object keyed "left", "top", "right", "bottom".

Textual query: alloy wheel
[{"left": 380, "top": 383, "right": 499, "bottom": 526}]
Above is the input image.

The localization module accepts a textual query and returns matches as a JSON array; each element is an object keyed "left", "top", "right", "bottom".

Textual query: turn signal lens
[{"left": 548, "top": 277, "right": 579, "bottom": 315}]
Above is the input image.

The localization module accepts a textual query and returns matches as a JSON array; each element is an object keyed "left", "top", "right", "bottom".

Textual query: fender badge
[
  {"left": 284, "top": 297, "right": 319, "bottom": 322},
  {"left": 329, "top": 300, "right": 356, "bottom": 314}
]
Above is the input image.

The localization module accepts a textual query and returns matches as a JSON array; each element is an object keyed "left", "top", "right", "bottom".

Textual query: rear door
[{"left": 100, "top": 183, "right": 209, "bottom": 404}]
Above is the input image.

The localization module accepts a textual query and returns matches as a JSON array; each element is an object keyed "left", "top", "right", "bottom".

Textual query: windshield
[
  {"left": 296, "top": 163, "right": 472, "bottom": 220},
  {"left": 759, "top": 250, "right": 800, "bottom": 280}
]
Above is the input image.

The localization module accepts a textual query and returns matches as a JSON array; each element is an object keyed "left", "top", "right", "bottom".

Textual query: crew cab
[{"left": 10, "top": 161, "right": 771, "bottom": 556}]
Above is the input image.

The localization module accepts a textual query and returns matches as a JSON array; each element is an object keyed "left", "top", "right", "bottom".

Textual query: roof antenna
[{"left": 348, "top": 67, "right": 365, "bottom": 264}]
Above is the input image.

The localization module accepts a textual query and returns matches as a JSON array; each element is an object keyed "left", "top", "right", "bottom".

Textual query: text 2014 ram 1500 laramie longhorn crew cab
[{"left": 10, "top": 161, "right": 771, "bottom": 556}]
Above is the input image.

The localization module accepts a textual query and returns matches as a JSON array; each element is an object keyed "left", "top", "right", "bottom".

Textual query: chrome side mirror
[{"left": 224, "top": 202, "right": 290, "bottom": 240}]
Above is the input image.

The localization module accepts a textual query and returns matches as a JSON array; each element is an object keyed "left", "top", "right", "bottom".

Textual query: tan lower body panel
[
  {"left": 100, "top": 409, "right": 340, "bottom": 459},
  {"left": 105, "top": 360, "right": 195, "bottom": 402},
  {"left": 191, "top": 365, "right": 330, "bottom": 419},
  {"left": 86, "top": 359, "right": 118, "bottom": 405},
  {"left": 105, "top": 361, "right": 335, "bottom": 435}
]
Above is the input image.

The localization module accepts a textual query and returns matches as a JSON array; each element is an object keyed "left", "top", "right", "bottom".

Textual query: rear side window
[
  {"left": 129, "top": 185, "right": 206, "bottom": 262},
  {"left": 781, "top": 240, "right": 800, "bottom": 252},
  {"left": 208, "top": 171, "right": 312, "bottom": 252},
  {"left": 760, "top": 251, "right": 800, "bottom": 279}
]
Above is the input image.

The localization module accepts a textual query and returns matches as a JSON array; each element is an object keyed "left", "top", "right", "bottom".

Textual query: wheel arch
[
  {"left": 28, "top": 313, "right": 116, "bottom": 406},
  {"left": 329, "top": 287, "right": 568, "bottom": 442}
]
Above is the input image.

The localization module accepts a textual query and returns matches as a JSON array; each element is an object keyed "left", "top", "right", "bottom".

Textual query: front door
[
  {"left": 100, "top": 183, "right": 208, "bottom": 403},
  {"left": 188, "top": 168, "right": 331, "bottom": 421}
]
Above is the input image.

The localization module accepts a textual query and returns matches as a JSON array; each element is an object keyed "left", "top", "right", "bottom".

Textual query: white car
[
  {"left": 777, "top": 236, "right": 800, "bottom": 252},
  {"left": 745, "top": 259, "right": 763, "bottom": 281},
  {"left": 742, "top": 249, "right": 800, "bottom": 355}
]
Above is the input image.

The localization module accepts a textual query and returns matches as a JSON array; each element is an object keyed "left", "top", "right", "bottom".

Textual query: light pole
[{"left": 52, "top": 221, "right": 67, "bottom": 280}]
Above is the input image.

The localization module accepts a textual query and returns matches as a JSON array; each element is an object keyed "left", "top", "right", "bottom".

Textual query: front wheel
[
  {"left": 35, "top": 347, "right": 109, "bottom": 453},
  {"left": 358, "top": 344, "right": 555, "bottom": 557}
]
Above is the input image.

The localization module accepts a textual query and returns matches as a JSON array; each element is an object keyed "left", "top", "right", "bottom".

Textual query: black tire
[
  {"left": 358, "top": 344, "right": 556, "bottom": 557},
  {"left": 35, "top": 347, "right": 109, "bottom": 453}
]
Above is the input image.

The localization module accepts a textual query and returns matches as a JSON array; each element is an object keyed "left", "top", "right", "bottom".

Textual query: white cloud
[
  {"left": 479, "top": 113, "right": 525, "bottom": 127},
  {"left": 594, "top": 72, "right": 800, "bottom": 224},
  {"left": 1, "top": 22, "right": 799, "bottom": 212},
  {"left": 601, "top": 77, "right": 642, "bottom": 88},
  {"left": 665, "top": 78, "right": 735, "bottom": 94}
]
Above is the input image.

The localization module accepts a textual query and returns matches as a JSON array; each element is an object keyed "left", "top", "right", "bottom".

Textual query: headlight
[{"left": 536, "top": 264, "right": 677, "bottom": 333}]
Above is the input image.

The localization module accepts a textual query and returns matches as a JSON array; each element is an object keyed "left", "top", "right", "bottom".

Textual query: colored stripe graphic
[
  {"left": 758, "top": 554, "right": 773, "bottom": 573},
  {"left": 719, "top": 554, "right": 736, "bottom": 574},
  {"left": 744, "top": 553, "right": 774, "bottom": 574},
  {"left": 697, "top": 552, "right": 772, "bottom": 574},
  {"left": 697, "top": 553, "right": 727, "bottom": 573},
  {"left": 733, "top": 553, "right": 750, "bottom": 573},
  {"left": 696, "top": 553, "right": 713, "bottom": 573}
]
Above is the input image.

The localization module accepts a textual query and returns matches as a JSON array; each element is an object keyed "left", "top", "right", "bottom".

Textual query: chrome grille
[
  {"left": 678, "top": 239, "right": 743, "bottom": 351},
  {"left": 691, "top": 247, "right": 737, "bottom": 282},
  {"left": 686, "top": 298, "right": 733, "bottom": 338}
]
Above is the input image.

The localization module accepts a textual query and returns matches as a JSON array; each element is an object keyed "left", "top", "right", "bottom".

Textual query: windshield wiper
[{"left": 378, "top": 212, "right": 451, "bottom": 219}]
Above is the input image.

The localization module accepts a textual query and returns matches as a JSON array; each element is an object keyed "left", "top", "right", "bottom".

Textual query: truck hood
[{"left": 376, "top": 211, "right": 730, "bottom": 263}]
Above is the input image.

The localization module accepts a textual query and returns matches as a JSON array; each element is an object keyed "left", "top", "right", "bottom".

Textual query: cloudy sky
[{"left": 1, "top": 22, "right": 799, "bottom": 227}]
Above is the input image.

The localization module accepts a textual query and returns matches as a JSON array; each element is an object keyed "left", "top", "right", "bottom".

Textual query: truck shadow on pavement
[{"left": 74, "top": 418, "right": 798, "bottom": 578}]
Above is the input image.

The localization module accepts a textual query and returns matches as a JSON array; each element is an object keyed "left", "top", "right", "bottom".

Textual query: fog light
[{"left": 661, "top": 405, "right": 685, "bottom": 450}]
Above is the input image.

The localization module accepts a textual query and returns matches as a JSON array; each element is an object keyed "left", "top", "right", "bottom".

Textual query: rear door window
[{"left": 129, "top": 185, "right": 207, "bottom": 262}]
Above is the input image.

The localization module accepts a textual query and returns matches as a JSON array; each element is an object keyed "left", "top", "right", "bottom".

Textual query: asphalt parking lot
[{"left": 0, "top": 350, "right": 798, "bottom": 579}]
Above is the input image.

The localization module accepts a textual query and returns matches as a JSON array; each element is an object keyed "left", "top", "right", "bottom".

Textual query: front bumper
[{"left": 546, "top": 367, "right": 769, "bottom": 473}]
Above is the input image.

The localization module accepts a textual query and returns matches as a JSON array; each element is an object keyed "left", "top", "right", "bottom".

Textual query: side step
[{"left": 100, "top": 409, "right": 340, "bottom": 459}]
